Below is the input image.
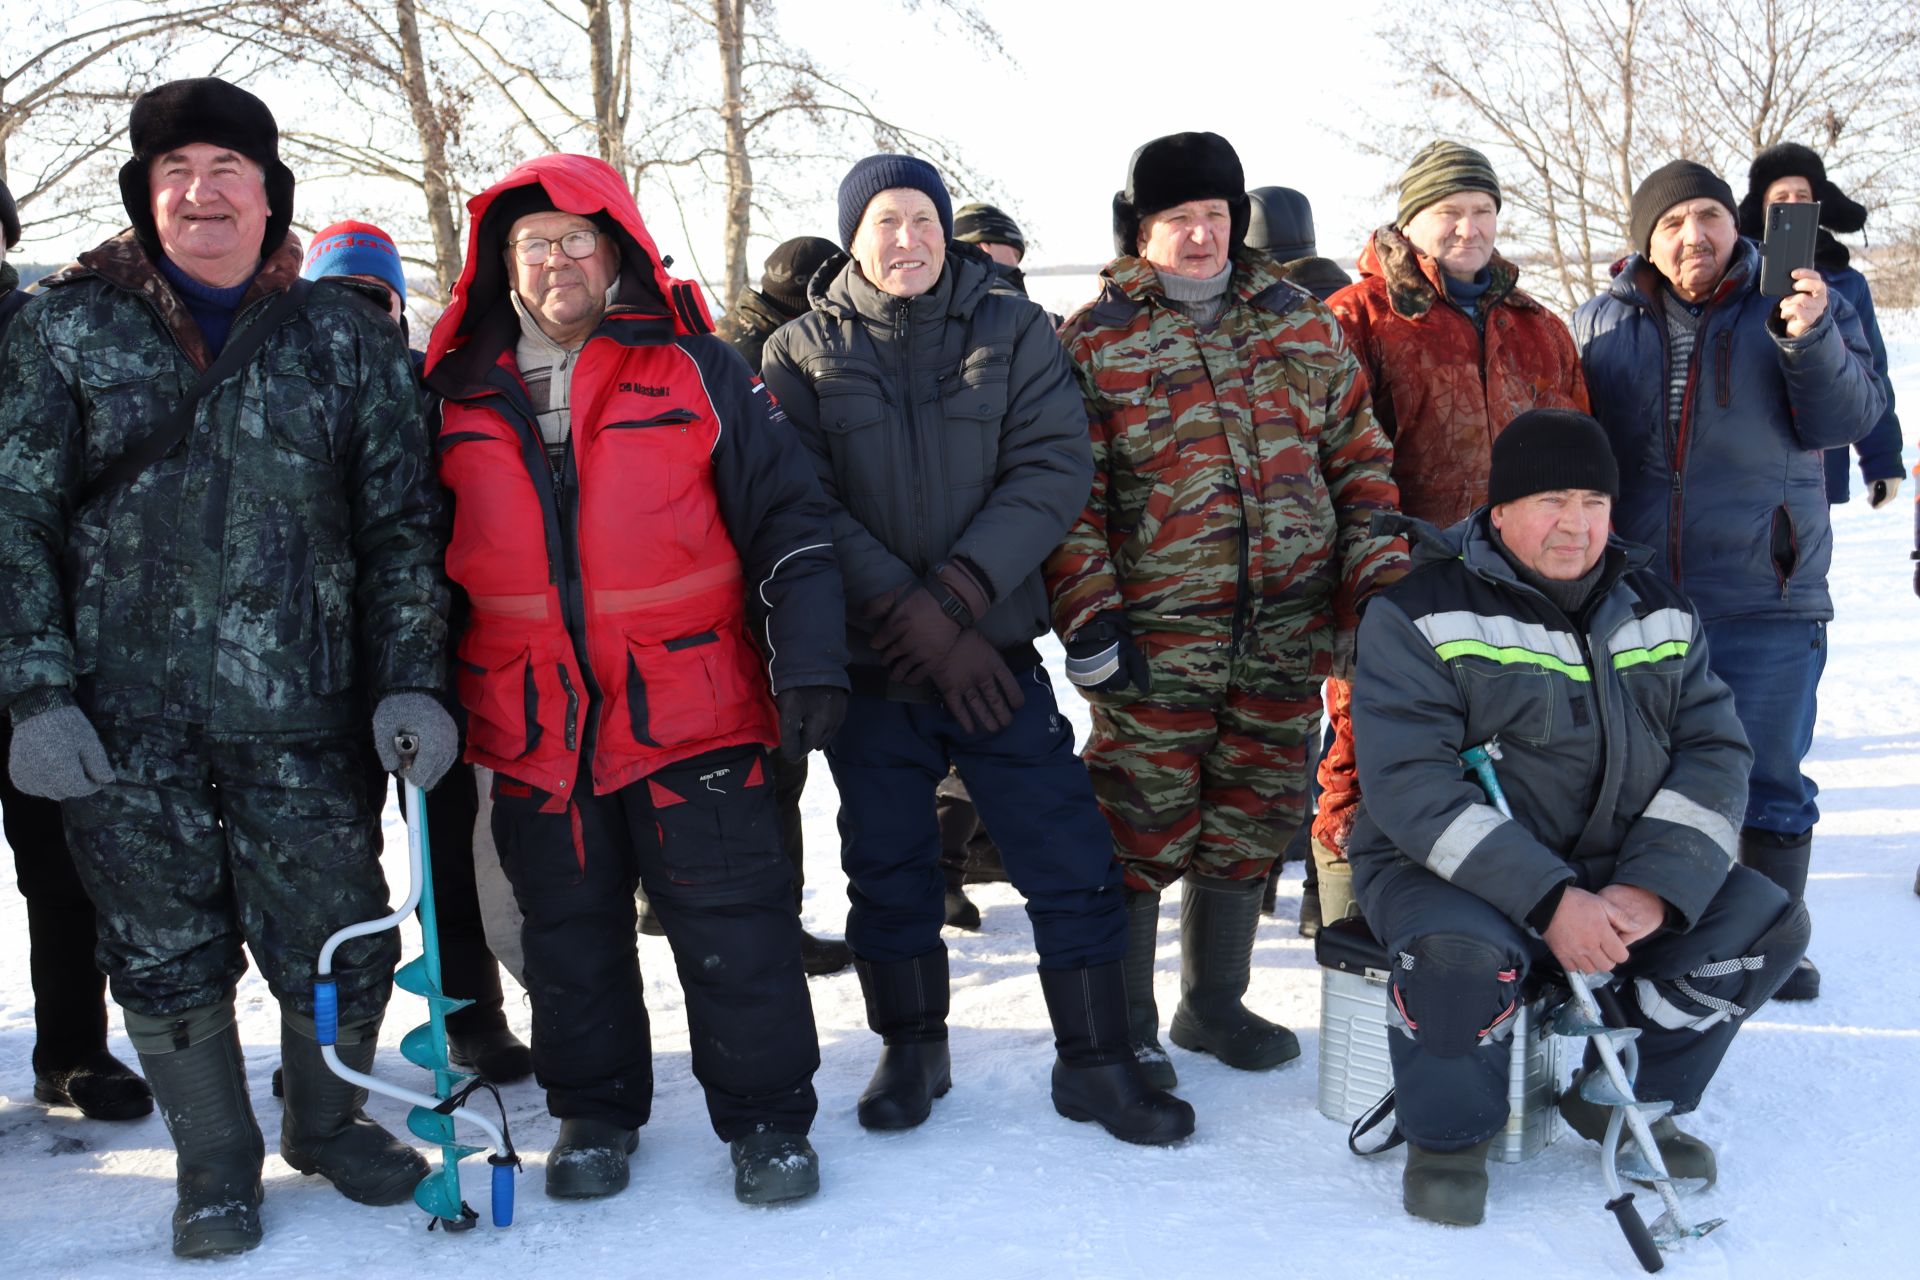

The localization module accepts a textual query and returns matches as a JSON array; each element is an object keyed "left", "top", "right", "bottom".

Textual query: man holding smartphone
[{"left": 1572, "top": 160, "right": 1886, "bottom": 1003}]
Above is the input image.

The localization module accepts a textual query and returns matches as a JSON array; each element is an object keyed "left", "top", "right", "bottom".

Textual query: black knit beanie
[
  {"left": 117, "top": 78, "right": 296, "bottom": 262},
  {"left": 1737, "top": 142, "right": 1870, "bottom": 238},
  {"left": 1629, "top": 160, "right": 1737, "bottom": 255},
  {"left": 953, "top": 202, "right": 1026, "bottom": 258},
  {"left": 761, "top": 235, "right": 841, "bottom": 314},
  {"left": 837, "top": 154, "right": 952, "bottom": 250},
  {"left": 1247, "top": 186, "right": 1316, "bottom": 260},
  {"left": 1487, "top": 409, "right": 1619, "bottom": 507},
  {"left": 1111, "top": 132, "right": 1250, "bottom": 258}
]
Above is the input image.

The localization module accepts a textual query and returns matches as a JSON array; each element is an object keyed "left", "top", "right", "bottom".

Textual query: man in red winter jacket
[{"left": 424, "top": 154, "right": 849, "bottom": 1207}]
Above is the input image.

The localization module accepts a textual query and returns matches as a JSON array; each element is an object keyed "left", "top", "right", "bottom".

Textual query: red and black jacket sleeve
[{"left": 680, "top": 335, "right": 850, "bottom": 694}]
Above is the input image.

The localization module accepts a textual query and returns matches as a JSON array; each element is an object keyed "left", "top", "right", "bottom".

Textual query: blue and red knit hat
[{"left": 302, "top": 220, "right": 407, "bottom": 304}]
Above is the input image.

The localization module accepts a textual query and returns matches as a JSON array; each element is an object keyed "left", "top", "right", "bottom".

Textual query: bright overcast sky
[{"left": 750, "top": 0, "right": 1406, "bottom": 271}]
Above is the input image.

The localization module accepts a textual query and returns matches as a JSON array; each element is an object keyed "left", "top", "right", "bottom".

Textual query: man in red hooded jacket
[{"left": 424, "top": 154, "right": 848, "bottom": 1206}]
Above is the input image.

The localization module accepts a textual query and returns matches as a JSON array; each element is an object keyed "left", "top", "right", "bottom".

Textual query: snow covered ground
[{"left": 2, "top": 329, "right": 1914, "bottom": 1279}]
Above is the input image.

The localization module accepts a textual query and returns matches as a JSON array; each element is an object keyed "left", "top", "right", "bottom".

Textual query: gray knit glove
[
  {"left": 373, "top": 692, "right": 459, "bottom": 790},
  {"left": 9, "top": 705, "right": 116, "bottom": 800}
]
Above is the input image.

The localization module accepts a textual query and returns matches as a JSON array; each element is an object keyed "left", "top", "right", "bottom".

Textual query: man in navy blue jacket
[{"left": 1573, "top": 160, "right": 1886, "bottom": 1002}]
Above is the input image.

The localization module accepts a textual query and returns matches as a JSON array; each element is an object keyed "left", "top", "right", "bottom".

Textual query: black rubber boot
[
  {"left": 800, "top": 930, "right": 856, "bottom": 977},
  {"left": 127, "top": 1003, "right": 264, "bottom": 1259},
  {"left": 279, "top": 1013, "right": 428, "bottom": 1206},
  {"left": 1121, "top": 889, "right": 1176, "bottom": 1089},
  {"left": 545, "top": 1117, "right": 640, "bottom": 1199},
  {"left": 637, "top": 891, "right": 666, "bottom": 937},
  {"left": 1039, "top": 962, "right": 1194, "bottom": 1146},
  {"left": 1740, "top": 827, "right": 1819, "bottom": 1001},
  {"left": 1402, "top": 1138, "right": 1492, "bottom": 1226},
  {"left": 854, "top": 949, "right": 951, "bottom": 1130},
  {"left": 1168, "top": 875, "right": 1301, "bottom": 1070},
  {"left": 1558, "top": 1070, "right": 1718, "bottom": 1188},
  {"left": 1261, "top": 865, "right": 1280, "bottom": 915},
  {"left": 730, "top": 1125, "right": 820, "bottom": 1204},
  {"left": 942, "top": 861, "right": 982, "bottom": 932},
  {"left": 34, "top": 1048, "right": 154, "bottom": 1120},
  {"left": 447, "top": 1022, "right": 534, "bottom": 1084}
]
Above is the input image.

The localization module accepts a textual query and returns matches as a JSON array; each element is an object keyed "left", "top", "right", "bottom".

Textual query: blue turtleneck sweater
[{"left": 159, "top": 256, "right": 256, "bottom": 355}]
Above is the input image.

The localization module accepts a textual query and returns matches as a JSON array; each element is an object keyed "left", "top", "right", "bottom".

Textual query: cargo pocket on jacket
[
  {"left": 939, "top": 351, "right": 1010, "bottom": 488},
  {"left": 1455, "top": 666, "right": 1554, "bottom": 747},
  {"left": 457, "top": 642, "right": 540, "bottom": 761},
  {"left": 309, "top": 556, "right": 358, "bottom": 694},
  {"left": 815, "top": 375, "right": 891, "bottom": 498},
  {"left": 643, "top": 746, "right": 786, "bottom": 900},
  {"left": 626, "top": 628, "right": 758, "bottom": 750}
]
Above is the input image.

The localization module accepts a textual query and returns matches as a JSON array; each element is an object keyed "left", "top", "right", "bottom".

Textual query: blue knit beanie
[
  {"left": 837, "top": 154, "right": 952, "bottom": 249},
  {"left": 302, "top": 220, "right": 407, "bottom": 304}
]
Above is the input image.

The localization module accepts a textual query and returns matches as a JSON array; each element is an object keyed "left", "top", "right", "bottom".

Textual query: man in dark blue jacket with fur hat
[{"left": 1573, "top": 160, "right": 1884, "bottom": 1004}]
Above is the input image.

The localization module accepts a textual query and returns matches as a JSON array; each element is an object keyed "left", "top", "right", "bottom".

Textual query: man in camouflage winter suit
[
  {"left": 1046, "top": 132, "right": 1406, "bottom": 1089},
  {"left": 0, "top": 79, "right": 450, "bottom": 1257}
]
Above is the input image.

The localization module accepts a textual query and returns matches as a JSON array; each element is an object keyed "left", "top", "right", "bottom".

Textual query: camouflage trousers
[
  {"left": 1083, "top": 632, "right": 1325, "bottom": 892},
  {"left": 61, "top": 717, "right": 398, "bottom": 1021}
]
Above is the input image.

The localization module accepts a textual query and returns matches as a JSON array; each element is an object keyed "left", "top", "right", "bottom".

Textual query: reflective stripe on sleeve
[{"left": 1429, "top": 803, "right": 1510, "bottom": 881}]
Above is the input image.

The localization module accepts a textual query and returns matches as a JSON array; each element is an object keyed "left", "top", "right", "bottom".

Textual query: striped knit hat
[{"left": 1396, "top": 140, "right": 1502, "bottom": 228}]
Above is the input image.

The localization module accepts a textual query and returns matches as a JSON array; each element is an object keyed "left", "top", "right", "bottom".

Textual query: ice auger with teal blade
[
  {"left": 1461, "top": 738, "right": 1722, "bottom": 1273},
  {"left": 315, "top": 734, "right": 520, "bottom": 1231}
]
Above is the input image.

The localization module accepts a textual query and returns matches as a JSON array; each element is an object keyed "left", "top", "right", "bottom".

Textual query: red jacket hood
[{"left": 426, "top": 153, "right": 713, "bottom": 378}]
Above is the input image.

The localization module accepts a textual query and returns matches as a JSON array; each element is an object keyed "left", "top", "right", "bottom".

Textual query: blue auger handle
[{"left": 491, "top": 1157, "right": 516, "bottom": 1227}]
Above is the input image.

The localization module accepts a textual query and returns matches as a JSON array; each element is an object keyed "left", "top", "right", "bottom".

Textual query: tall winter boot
[
  {"left": 1038, "top": 962, "right": 1194, "bottom": 1146},
  {"left": 1121, "top": 889, "right": 1176, "bottom": 1089},
  {"left": 1739, "top": 827, "right": 1819, "bottom": 1001},
  {"left": 440, "top": 938, "right": 533, "bottom": 1085},
  {"left": 854, "top": 948, "right": 952, "bottom": 1130},
  {"left": 125, "top": 1002, "right": 265, "bottom": 1259},
  {"left": 1167, "top": 875, "right": 1301, "bottom": 1070},
  {"left": 278, "top": 1011, "right": 429, "bottom": 1205},
  {"left": 1402, "top": 1138, "right": 1493, "bottom": 1226},
  {"left": 1299, "top": 851, "right": 1322, "bottom": 940}
]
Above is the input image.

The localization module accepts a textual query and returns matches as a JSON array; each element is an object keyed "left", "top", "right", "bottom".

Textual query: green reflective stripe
[
  {"left": 1433, "top": 639, "right": 1592, "bottom": 682},
  {"left": 1612, "top": 640, "right": 1690, "bottom": 670}
]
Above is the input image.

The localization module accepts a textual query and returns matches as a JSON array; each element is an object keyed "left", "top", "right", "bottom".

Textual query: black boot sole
[
  {"left": 1052, "top": 1095, "right": 1194, "bottom": 1146},
  {"left": 283, "top": 1143, "right": 428, "bottom": 1206},
  {"left": 857, "top": 1067, "right": 952, "bottom": 1130}
]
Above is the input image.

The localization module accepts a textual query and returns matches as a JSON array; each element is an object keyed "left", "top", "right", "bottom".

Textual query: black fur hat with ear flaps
[
  {"left": 117, "top": 78, "right": 297, "bottom": 262},
  {"left": 1738, "top": 142, "right": 1869, "bottom": 238},
  {"left": 1111, "top": 132, "right": 1250, "bottom": 259}
]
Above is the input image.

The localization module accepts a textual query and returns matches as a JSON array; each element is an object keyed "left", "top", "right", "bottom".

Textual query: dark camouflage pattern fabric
[
  {"left": 1045, "top": 249, "right": 1405, "bottom": 648},
  {"left": 1046, "top": 250, "right": 1406, "bottom": 886},
  {"left": 61, "top": 720, "right": 397, "bottom": 1019},
  {"left": 0, "top": 230, "right": 448, "bottom": 733}
]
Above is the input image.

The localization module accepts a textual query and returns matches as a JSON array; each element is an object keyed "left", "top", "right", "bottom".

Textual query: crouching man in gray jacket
[{"left": 1346, "top": 409, "right": 1810, "bottom": 1227}]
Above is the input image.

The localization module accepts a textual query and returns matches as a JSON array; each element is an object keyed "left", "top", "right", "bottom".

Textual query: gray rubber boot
[
  {"left": 729, "top": 1126, "right": 820, "bottom": 1205},
  {"left": 1121, "top": 889, "right": 1177, "bottom": 1089},
  {"left": 126, "top": 1002, "right": 265, "bottom": 1259},
  {"left": 1739, "top": 828, "right": 1819, "bottom": 1001},
  {"left": 1402, "top": 1138, "right": 1493, "bottom": 1226},
  {"left": 279, "top": 1012, "right": 428, "bottom": 1206},
  {"left": 1558, "top": 1070, "right": 1718, "bottom": 1187},
  {"left": 546, "top": 1117, "right": 640, "bottom": 1199},
  {"left": 1167, "top": 875, "right": 1301, "bottom": 1070}
]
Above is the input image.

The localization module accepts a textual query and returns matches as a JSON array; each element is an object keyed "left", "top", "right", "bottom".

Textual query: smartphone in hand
[{"left": 1759, "top": 201, "right": 1820, "bottom": 297}]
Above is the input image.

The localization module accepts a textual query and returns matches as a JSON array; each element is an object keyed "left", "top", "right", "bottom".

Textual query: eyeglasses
[{"left": 510, "top": 229, "right": 600, "bottom": 265}]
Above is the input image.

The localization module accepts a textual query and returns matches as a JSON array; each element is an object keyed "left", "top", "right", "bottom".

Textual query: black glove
[
  {"left": 1064, "top": 611, "right": 1150, "bottom": 696},
  {"left": 776, "top": 686, "right": 848, "bottom": 760},
  {"left": 930, "top": 629, "right": 1026, "bottom": 735}
]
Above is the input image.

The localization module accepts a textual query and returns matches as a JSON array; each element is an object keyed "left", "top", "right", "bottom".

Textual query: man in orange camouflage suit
[
  {"left": 1312, "top": 141, "right": 1589, "bottom": 927},
  {"left": 1046, "top": 133, "right": 1406, "bottom": 1089}
]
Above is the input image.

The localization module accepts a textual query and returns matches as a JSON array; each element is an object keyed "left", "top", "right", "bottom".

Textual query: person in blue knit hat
[{"left": 302, "top": 219, "right": 408, "bottom": 321}]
